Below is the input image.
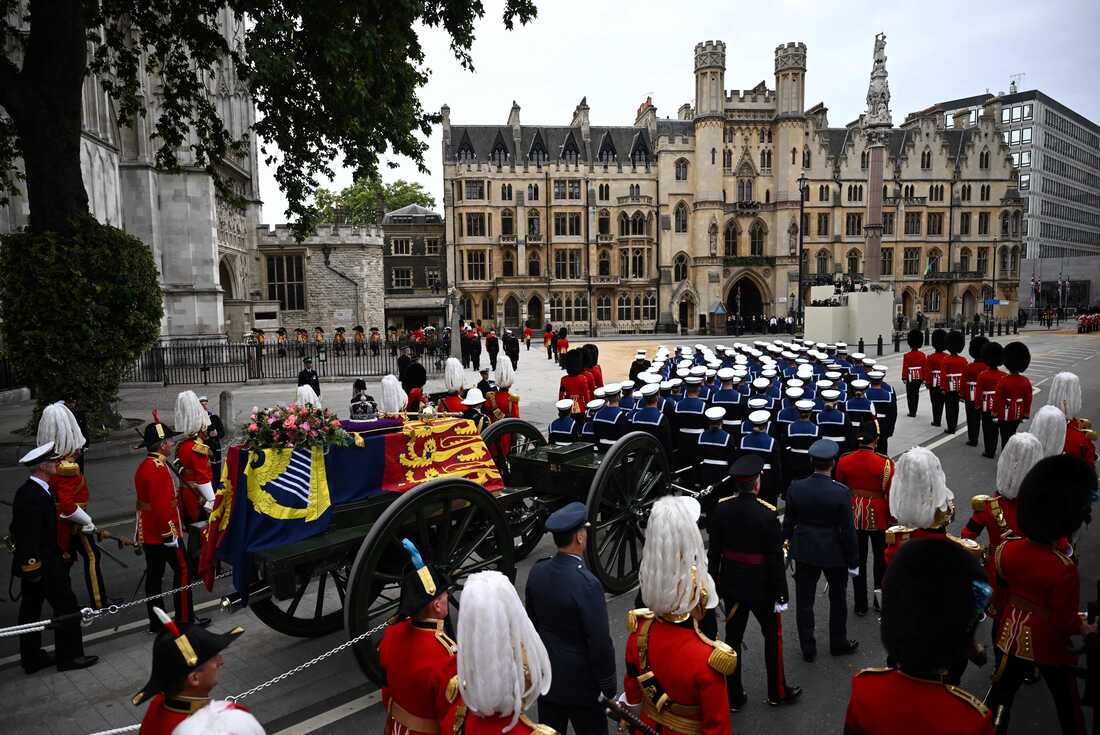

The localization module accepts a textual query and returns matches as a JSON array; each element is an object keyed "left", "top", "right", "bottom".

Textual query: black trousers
[
  {"left": 965, "top": 400, "right": 981, "bottom": 445},
  {"left": 853, "top": 530, "right": 886, "bottom": 613},
  {"left": 988, "top": 656, "right": 1084, "bottom": 735},
  {"left": 999, "top": 420, "right": 1022, "bottom": 449},
  {"left": 487, "top": 350, "right": 498, "bottom": 370},
  {"left": 18, "top": 567, "right": 85, "bottom": 669},
  {"left": 929, "top": 386, "right": 945, "bottom": 425},
  {"left": 905, "top": 381, "right": 922, "bottom": 417},
  {"left": 793, "top": 562, "right": 849, "bottom": 656},
  {"left": 944, "top": 391, "right": 961, "bottom": 432},
  {"left": 65, "top": 528, "right": 108, "bottom": 610},
  {"left": 143, "top": 543, "right": 196, "bottom": 628},
  {"left": 981, "top": 412, "right": 1000, "bottom": 456},
  {"left": 724, "top": 597, "right": 789, "bottom": 703},
  {"left": 538, "top": 698, "right": 607, "bottom": 735}
]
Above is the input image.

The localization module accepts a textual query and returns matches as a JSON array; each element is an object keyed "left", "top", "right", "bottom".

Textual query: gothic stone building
[
  {"left": 442, "top": 40, "right": 1023, "bottom": 334},
  {"left": 382, "top": 204, "right": 448, "bottom": 330}
]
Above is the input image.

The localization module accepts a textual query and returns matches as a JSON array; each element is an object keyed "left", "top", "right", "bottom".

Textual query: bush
[{"left": 0, "top": 217, "right": 163, "bottom": 435}]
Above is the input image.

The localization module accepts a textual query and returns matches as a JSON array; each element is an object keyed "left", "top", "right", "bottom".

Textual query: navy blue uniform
[
  {"left": 738, "top": 431, "right": 784, "bottom": 505},
  {"left": 672, "top": 396, "right": 707, "bottom": 459},
  {"left": 817, "top": 408, "right": 849, "bottom": 446},
  {"left": 630, "top": 406, "right": 673, "bottom": 456},
  {"left": 592, "top": 404, "right": 627, "bottom": 451},
  {"left": 548, "top": 416, "right": 580, "bottom": 445},
  {"left": 697, "top": 427, "right": 734, "bottom": 489},
  {"left": 709, "top": 388, "right": 744, "bottom": 429},
  {"left": 783, "top": 419, "right": 819, "bottom": 492},
  {"left": 866, "top": 383, "right": 898, "bottom": 455},
  {"left": 843, "top": 397, "right": 876, "bottom": 451},
  {"left": 526, "top": 553, "right": 617, "bottom": 733}
]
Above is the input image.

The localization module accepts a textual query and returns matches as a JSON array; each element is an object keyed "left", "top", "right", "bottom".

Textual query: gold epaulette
[
  {"left": 885, "top": 525, "right": 914, "bottom": 545},
  {"left": 510, "top": 394, "right": 519, "bottom": 408},
  {"left": 971, "top": 494, "right": 991, "bottom": 512},
  {"left": 519, "top": 717, "right": 559, "bottom": 735},
  {"left": 192, "top": 437, "right": 210, "bottom": 456},
  {"left": 854, "top": 667, "right": 892, "bottom": 677},
  {"left": 626, "top": 607, "right": 654, "bottom": 634},
  {"left": 1053, "top": 547, "right": 1076, "bottom": 567},
  {"left": 756, "top": 497, "right": 777, "bottom": 512},
  {"left": 706, "top": 639, "right": 738, "bottom": 676},
  {"left": 1079, "top": 417, "right": 1093, "bottom": 431},
  {"left": 445, "top": 675, "right": 459, "bottom": 704},
  {"left": 949, "top": 535, "right": 984, "bottom": 560},
  {"left": 944, "top": 683, "right": 990, "bottom": 716},
  {"left": 1087, "top": 430, "right": 1098, "bottom": 442}
]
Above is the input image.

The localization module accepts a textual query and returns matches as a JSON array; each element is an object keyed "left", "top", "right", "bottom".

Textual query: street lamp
[{"left": 797, "top": 174, "right": 808, "bottom": 329}]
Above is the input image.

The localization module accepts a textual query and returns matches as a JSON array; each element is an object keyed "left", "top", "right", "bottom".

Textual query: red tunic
[
  {"left": 994, "top": 373, "right": 1032, "bottom": 422},
  {"left": 939, "top": 354, "right": 969, "bottom": 394},
  {"left": 883, "top": 527, "right": 982, "bottom": 567},
  {"left": 1064, "top": 419, "right": 1097, "bottom": 465},
  {"left": 138, "top": 695, "right": 248, "bottom": 735},
  {"left": 175, "top": 436, "right": 213, "bottom": 524},
  {"left": 591, "top": 365, "right": 605, "bottom": 389},
  {"left": 975, "top": 368, "right": 1005, "bottom": 414},
  {"left": 523, "top": 327, "right": 533, "bottom": 341},
  {"left": 961, "top": 495, "right": 1019, "bottom": 548},
  {"left": 543, "top": 330, "right": 552, "bottom": 347},
  {"left": 486, "top": 390, "right": 520, "bottom": 422},
  {"left": 135, "top": 453, "right": 182, "bottom": 546},
  {"left": 623, "top": 612, "right": 733, "bottom": 735},
  {"left": 961, "top": 360, "right": 988, "bottom": 404},
  {"left": 438, "top": 394, "right": 466, "bottom": 414},
  {"left": 439, "top": 699, "right": 555, "bottom": 735},
  {"left": 836, "top": 449, "right": 894, "bottom": 531},
  {"left": 557, "top": 338, "right": 570, "bottom": 355},
  {"left": 994, "top": 538, "right": 1081, "bottom": 666},
  {"left": 901, "top": 349, "right": 927, "bottom": 384},
  {"left": 559, "top": 374, "right": 593, "bottom": 412},
  {"left": 844, "top": 668, "right": 993, "bottom": 735},
  {"left": 923, "top": 351, "right": 946, "bottom": 389},
  {"left": 50, "top": 471, "right": 90, "bottom": 552},
  {"left": 379, "top": 619, "right": 457, "bottom": 735},
  {"left": 406, "top": 387, "right": 426, "bottom": 413}
]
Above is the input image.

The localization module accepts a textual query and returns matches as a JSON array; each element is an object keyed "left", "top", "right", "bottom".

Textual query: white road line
[
  {"left": 918, "top": 429, "right": 966, "bottom": 453},
  {"left": 272, "top": 691, "right": 383, "bottom": 735}
]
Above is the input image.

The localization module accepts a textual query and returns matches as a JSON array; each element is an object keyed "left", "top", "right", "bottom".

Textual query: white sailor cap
[
  {"left": 752, "top": 377, "right": 771, "bottom": 389},
  {"left": 795, "top": 399, "right": 816, "bottom": 412},
  {"left": 873, "top": 364, "right": 888, "bottom": 374},
  {"left": 705, "top": 369, "right": 717, "bottom": 378},
  {"left": 198, "top": 395, "right": 209, "bottom": 402},
  {"left": 690, "top": 365, "right": 707, "bottom": 376},
  {"left": 786, "top": 378, "right": 805, "bottom": 388},
  {"left": 555, "top": 399, "right": 575, "bottom": 411},
  {"left": 707, "top": 360, "right": 722, "bottom": 369},
  {"left": 603, "top": 382, "right": 622, "bottom": 396},
  {"left": 795, "top": 358, "right": 810, "bottom": 365},
  {"left": 781, "top": 351, "right": 797, "bottom": 360},
  {"left": 717, "top": 367, "right": 736, "bottom": 381},
  {"left": 705, "top": 406, "right": 726, "bottom": 421},
  {"left": 685, "top": 375, "right": 704, "bottom": 385},
  {"left": 640, "top": 383, "right": 661, "bottom": 397},
  {"left": 586, "top": 399, "right": 606, "bottom": 411},
  {"left": 816, "top": 342, "right": 828, "bottom": 349},
  {"left": 862, "top": 358, "right": 876, "bottom": 366},
  {"left": 19, "top": 441, "right": 58, "bottom": 467},
  {"left": 694, "top": 343, "right": 705, "bottom": 350},
  {"left": 747, "top": 398, "right": 769, "bottom": 409},
  {"left": 825, "top": 371, "right": 842, "bottom": 380},
  {"left": 850, "top": 379, "right": 871, "bottom": 391},
  {"left": 748, "top": 410, "right": 771, "bottom": 425},
  {"left": 594, "top": 387, "right": 607, "bottom": 398},
  {"left": 677, "top": 359, "right": 694, "bottom": 369},
  {"left": 636, "top": 349, "right": 647, "bottom": 357},
  {"left": 620, "top": 382, "right": 635, "bottom": 393},
  {"left": 681, "top": 345, "right": 694, "bottom": 354},
  {"left": 835, "top": 342, "right": 848, "bottom": 349},
  {"left": 851, "top": 352, "right": 866, "bottom": 361},
  {"left": 785, "top": 387, "right": 805, "bottom": 399},
  {"left": 867, "top": 371, "right": 885, "bottom": 380},
  {"left": 641, "top": 372, "right": 662, "bottom": 384},
  {"left": 816, "top": 379, "right": 835, "bottom": 389},
  {"left": 660, "top": 381, "right": 674, "bottom": 391},
  {"left": 761, "top": 369, "right": 778, "bottom": 378},
  {"left": 669, "top": 378, "right": 684, "bottom": 388},
  {"left": 734, "top": 355, "right": 749, "bottom": 364},
  {"left": 716, "top": 344, "right": 728, "bottom": 352},
  {"left": 819, "top": 389, "right": 842, "bottom": 401}
]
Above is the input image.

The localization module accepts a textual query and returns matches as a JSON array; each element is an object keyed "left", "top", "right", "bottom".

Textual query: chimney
[
  {"left": 1009, "top": 79, "right": 1018, "bottom": 94},
  {"left": 571, "top": 96, "right": 591, "bottom": 143},
  {"left": 440, "top": 104, "right": 451, "bottom": 149},
  {"left": 375, "top": 191, "right": 386, "bottom": 227}
]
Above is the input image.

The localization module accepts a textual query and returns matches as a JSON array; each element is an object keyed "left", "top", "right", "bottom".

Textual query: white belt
[
  {"left": 599, "top": 438, "right": 616, "bottom": 445},
  {"left": 679, "top": 428, "right": 704, "bottom": 434},
  {"left": 702, "top": 459, "right": 729, "bottom": 466},
  {"left": 788, "top": 448, "right": 809, "bottom": 454},
  {"left": 762, "top": 463, "right": 772, "bottom": 470}
]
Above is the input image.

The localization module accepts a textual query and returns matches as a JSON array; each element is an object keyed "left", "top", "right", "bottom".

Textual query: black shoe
[
  {"left": 854, "top": 607, "right": 868, "bottom": 617},
  {"left": 802, "top": 650, "right": 816, "bottom": 663},
  {"left": 57, "top": 655, "right": 99, "bottom": 671},
  {"left": 873, "top": 593, "right": 881, "bottom": 612},
  {"left": 193, "top": 617, "right": 212, "bottom": 627},
  {"left": 729, "top": 694, "right": 748, "bottom": 712},
  {"left": 930, "top": 421, "right": 941, "bottom": 427},
  {"left": 944, "top": 428, "right": 955, "bottom": 434},
  {"left": 907, "top": 413, "right": 917, "bottom": 418},
  {"left": 767, "top": 686, "right": 802, "bottom": 706},
  {"left": 965, "top": 441, "right": 978, "bottom": 447},
  {"left": 982, "top": 452, "right": 996, "bottom": 459},
  {"left": 831, "top": 640, "right": 860, "bottom": 656},
  {"left": 22, "top": 652, "right": 55, "bottom": 675}
]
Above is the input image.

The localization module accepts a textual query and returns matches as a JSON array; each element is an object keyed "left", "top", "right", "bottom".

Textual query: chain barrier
[{"left": 85, "top": 618, "right": 393, "bottom": 735}]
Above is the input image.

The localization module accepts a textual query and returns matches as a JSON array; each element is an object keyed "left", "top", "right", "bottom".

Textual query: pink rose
[
  {"left": 300, "top": 422, "right": 311, "bottom": 433},
  {"left": 248, "top": 423, "right": 258, "bottom": 432},
  {"left": 331, "top": 419, "right": 341, "bottom": 427},
  {"left": 268, "top": 416, "right": 279, "bottom": 425},
  {"left": 283, "top": 417, "right": 297, "bottom": 428}
]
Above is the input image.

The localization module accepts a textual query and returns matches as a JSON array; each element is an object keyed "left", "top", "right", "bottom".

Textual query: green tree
[{"left": 315, "top": 175, "right": 436, "bottom": 225}]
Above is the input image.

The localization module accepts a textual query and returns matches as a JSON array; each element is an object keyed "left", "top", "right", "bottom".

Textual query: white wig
[
  {"left": 494, "top": 356, "right": 516, "bottom": 389},
  {"left": 456, "top": 571, "right": 551, "bottom": 731},
  {"left": 379, "top": 375, "right": 407, "bottom": 414},
  {"left": 444, "top": 357, "right": 465, "bottom": 393},
  {"left": 174, "top": 390, "right": 210, "bottom": 436},
  {"left": 1031, "top": 405, "right": 1067, "bottom": 458},
  {"left": 295, "top": 384, "right": 322, "bottom": 409},
  {"left": 889, "top": 446, "right": 953, "bottom": 529},
  {"left": 1048, "top": 372, "right": 1082, "bottom": 418},
  {"left": 172, "top": 700, "right": 266, "bottom": 735},
  {"left": 36, "top": 401, "right": 86, "bottom": 456},
  {"left": 639, "top": 496, "right": 715, "bottom": 617},
  {"left": 996, "top": 433, "right": 1045, "bottom": 500}
]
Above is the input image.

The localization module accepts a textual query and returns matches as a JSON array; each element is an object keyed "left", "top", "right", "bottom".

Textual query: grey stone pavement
[{"left": 0, "top": 326, "right": 1093, "bottom": 734}]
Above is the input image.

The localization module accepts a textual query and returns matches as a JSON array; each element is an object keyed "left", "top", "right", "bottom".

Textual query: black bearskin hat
[
  {"left": 881, "top": 538, "right": 986, "bottom": 678},
  {"left": 1018, "top": 455, "right": 1096, "bottom": 544},
  {"left": 1003, "top": 341, "right": 1031, "bottom": 373},
  {"left": 981, "top": 341, "right": 1003, "bottom": 369},
  {"left": 583, "top": 343, "right": 600, "bottom": 364},
  {"left": 558, "top": 326, "right": 569, "bottom": 339},
  {"left": 562, "top": 348, "right": 584, "bottom": 376},
  {"left": 968, "top": 335, "right": 989, "bottom": 361},
  {"left": 545, "top": 323, "right": 553, "bottom": 333},
  {"left": 946, "top": 330, "right": 965, "bottom": 355},
  {"left": 906, "top": 329, "right": 924, "bottom": 350},
  {"left": 404, "top": 362, "right": 427, "bottom": 390},
  {"left": 930, "top": 328, "right": 947, "bottom": 352}
]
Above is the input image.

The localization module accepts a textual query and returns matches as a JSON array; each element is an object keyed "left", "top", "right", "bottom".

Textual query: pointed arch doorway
[
  {"left": 727, "top": 276, "right": 764, "bottom": 319},
  {"left": 526, "top": 295, "right": 543, "bottom": 328}
]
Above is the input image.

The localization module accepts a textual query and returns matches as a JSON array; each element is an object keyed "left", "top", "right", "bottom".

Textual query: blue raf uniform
[{"left": 525, "top": 502, "right": 617, "bottom": 733}]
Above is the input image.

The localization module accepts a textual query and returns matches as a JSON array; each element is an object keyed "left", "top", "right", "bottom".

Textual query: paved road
[{"left": 1, "top": 329, "right": 1092, "bottom": 734}]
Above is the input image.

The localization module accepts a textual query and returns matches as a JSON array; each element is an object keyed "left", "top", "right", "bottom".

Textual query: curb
[
  {"left": 0, "top": 387, "right": 30, "bottom": 405},
  {"left": 0, "top": 433, "right": 141, "bottom": 468}
]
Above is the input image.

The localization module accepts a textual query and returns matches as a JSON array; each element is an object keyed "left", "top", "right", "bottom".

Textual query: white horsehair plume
[
  {"left": 36, "top": 401, "right": 85, "bottom": 456},
  {"left": 996, "top": 433, "right": 1044, "bottom": 500},
  {"left": 174, "top": 390, "right": 210, "bottom": 436},
  {"left": 1047, "top": 372, "right": 1082, "bottom": 418},
  {"left": 444, "top": 357, "right": 465, "bottom": 393},
  {"left": 295, "top": 384, "right": 322, "bottom": 409},
  {"left": 494, "top": 356, "right": 516, "bottom": 389},
  {"left": 379, "top": 375, "right": 407, "bottom": 414},
  {"left": 639, "top": 496, "right": 714, "bottom": 617},
  {"left": 1031, "top": 404, "right": 1067, "bottom": 458},
  {"left": 456, "top": 571, "right": 551, "bottom": 731},
  {"left": 889, "top": 446, "right": 953, "bottom": 530}
]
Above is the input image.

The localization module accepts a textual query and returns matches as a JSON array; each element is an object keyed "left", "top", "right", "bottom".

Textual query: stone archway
[
  {"left": 503, "top": 295, "right": 520, "bottom": 328},
  {"left": 219, "top": 258, "right": 236, "bottom": 299},
  {"left": 527, "top": 295, "right": 543, "bottom": 327},
  {"left": 726, "top": 275, "right": 765, "bottom": 318},
  {"left": 678, "top": 293, "right": 696, "bottom": 331},
  {"left": 961, "top": 290, "right": 977, "bottom": 320},
  {"left": 901, "top": 289, "right": 914, "bottom": 320}
]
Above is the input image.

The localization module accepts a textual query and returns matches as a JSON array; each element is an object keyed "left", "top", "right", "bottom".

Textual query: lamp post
[{"left": 797, "top": 174, "right": 808, "bottom": 328}]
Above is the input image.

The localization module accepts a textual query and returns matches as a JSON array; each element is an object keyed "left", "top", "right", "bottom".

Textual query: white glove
[
  {"left": 196, "top": 482, "right": 216, "bottom": 505},
  {"left": 203, "top": 499, "right": 214, "bottom": 513},
  {"left": 163, "top": 537, "right": 179, "bottom": 548},
  {"left": 848, "top": 567, "right": 860, "bottom": 577},
  {"left": 615, "top": 691, "right": 640, "bottom": 716},
  {"left": 774, "top": 603, "right": 789, "bottom": 613},
  {"left": 63, "top": 506, "right": 95, "bottom": 533}
]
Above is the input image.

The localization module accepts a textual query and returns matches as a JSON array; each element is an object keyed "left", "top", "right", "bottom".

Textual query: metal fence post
[
  {"left": 893, "top": 332, "right": 901, "bottom": 353},
  {"left": 857, "top": 337, "right": 865, "bottom": 354},
  {"left": 876, "top": 335, "right": 883, "bottom": 357}
]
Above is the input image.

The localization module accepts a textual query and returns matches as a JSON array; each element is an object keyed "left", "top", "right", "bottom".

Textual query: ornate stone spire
[{"left": 864, "top": 33, "right": 892, "bottom": 128}]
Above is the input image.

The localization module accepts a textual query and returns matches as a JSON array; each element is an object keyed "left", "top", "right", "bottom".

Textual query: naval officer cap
[
  {"left": 20, "top": 441, "right": 59, "bottom": 467},
  {"left": 545, "top": 501, "right": 590, "bottom": 534},
  {"left": 704, "top": 406, "right": 726, "bottom": 421},
  {"left": 555, "top": 398, "right": 574, "bottom": 411},
  {"left": 730, "top": 454, "right": 764, "bottom": 479},
  {"left": 748, "top": 410, "right": 772, "bottom": 425},
  {"left": 809, "top": 439, "right": 840, "bottom": 461},
  {"left": 640, "top": 383, "right": 661, "bottom": 397}
]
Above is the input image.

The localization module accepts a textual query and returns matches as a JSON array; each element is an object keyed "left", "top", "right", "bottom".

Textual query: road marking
[
  {"left": 919, "top": 428, "right": 967, "bottom": 453},
  {"left": 272, "top": 691, "right": 383, "bottom": 735}
]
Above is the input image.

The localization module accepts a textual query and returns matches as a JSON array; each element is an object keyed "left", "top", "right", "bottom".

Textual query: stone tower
[
  {"left": 691, "top": 40, "right": 726, "bottom": 329},
  {"left": 773, "top": 42, "right": 807, "bottom": 207}
]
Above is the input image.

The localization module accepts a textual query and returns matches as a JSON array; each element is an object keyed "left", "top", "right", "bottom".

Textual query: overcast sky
[{"left": 255, "top": 0, "right": 1100, "bottom": 225}]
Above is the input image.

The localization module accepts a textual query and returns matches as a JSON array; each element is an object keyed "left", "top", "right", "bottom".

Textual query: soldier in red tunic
[
  {"left": 621, "top": 496, "right": 735, "bottom": 735},
  {"left": 135, "top": 415, "right": 203, "bottom": 630},
  {"left": 438, "top": 357, "right": 467, "bottom": 414},
  {"left": 987, "top": 454, "right": 1097, "bottom": 735},
  {"left": 379, "top": 540, "right": 457, "bottom": 735},
  {"left": 844, "top": 537, "right": 994, "bottom": 735},
  {"left": 404, "top": 362, "right": 428, "bottom": 413},
  {"left": 962, "top": 432, "right": 1044, "bottom": 549},
  {"left": 556, "top": 327, "right": 570, "bottom": 364},
  {"left": 976, "top": 342, "right": 1006, "bottom": 459},
  {"left": 1048, "top": 372, "right": 1098, "bottom": 466},
  {"left": 940, "top": 330, "right": 970, "bottom": 435},
  {"left": 487, "top": 357, "right": 520, "bottom": 423},
  {"left": 962, "top": 336, "right": 990, "bottom": 447},
  {"left": 583, "top": 344, "right": 605, "bottom": 389},
  {"left": 440, "top": 571, "right": 558, "bottom": 734},
  {"left": 923, "top": 329, "right": 948, "bottom": 427},
  {"left": 835, "top": 422, "right": 894, "bottom": 617},
  {"left": 558, "top": 349, "right": 592, "bottom": 416},
  {"left": 901, "top": 329, "right": 927, "bottom": 418},
  {"left": 133, "top": 607, "right": 244, "bottom": 735},
  {"left": 994, "top": 342, "right": 1032, "bottom": 449},
  {"left": 173, "top": 391, "right": 216, "bottom": 550}
]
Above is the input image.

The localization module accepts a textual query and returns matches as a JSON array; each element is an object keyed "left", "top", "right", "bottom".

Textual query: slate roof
[
  {"left": 447, "top": 124, "right": 651, "bottom": 163},
  {"left": 382, "top": 203, "right": 442, "bottom": 225},
  {"left": 815, "top": 126, "right": 914, "bottom": 162}
]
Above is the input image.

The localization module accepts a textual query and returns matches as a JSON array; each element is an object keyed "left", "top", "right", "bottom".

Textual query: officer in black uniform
[
  {"left": 708, "top": 455, "right": 801, "bottom": 710},
  {"left": 10, "top": 442, "right": 99, "bottom": 674},
  {"left": 549, "top": 398, "right": 581, "bottom": 445},
  {"left": 783, "top": 439, "right": 859, "bottom": 662},
  {"left": 296, "top": 356, "right": 321, "bottom": 397},
  {"left": 525, "top": 502, "right": 616, "bottom": 735}
]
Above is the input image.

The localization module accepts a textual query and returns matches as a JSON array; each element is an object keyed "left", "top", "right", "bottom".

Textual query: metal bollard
[
  {"left": 925, "top": 327, "right": 931, "bottom": 344},
  {"left": 997, "top": 320, "right": 1003, "bottom": 336},
  {"left": 893, "top": 332, "right": 901, "bottom": 352},
  {"left": 858, "top": 337, "right": 865, "bottom": 354},
  {"left": 877, "top": 335, "right": 883, "bottom": 356}
]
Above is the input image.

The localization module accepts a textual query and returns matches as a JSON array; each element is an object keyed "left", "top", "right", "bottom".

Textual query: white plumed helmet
[
  {"left": 36, "top": 401, "right": 86, "bottom": 456},
  {"left": 174, "top": 390, "right": 210, "bottom": 436},
  {"left": 889, "top": 446, "right": 953, "bottom": 529}
]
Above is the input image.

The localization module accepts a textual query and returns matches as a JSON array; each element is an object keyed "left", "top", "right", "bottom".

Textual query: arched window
[
  {"left": 921, "top": 149, "right": 932, "bottom": 169},
  {"left": 643, "top": 293, "right": 657, "bottom": 320},
  {"left": 861, "top": 150, "right": 869, "bottom": 169},
  {"left": 737, "top": 178, "right": 753, "bottom": 203},
  {"left": 791, "top": 148, "right": 797, "bottom": 165},
  {"left": 883, "top": 184, "right": 888, "bottom": 199},
  {"left": 766, "top": 189, "right": 772, "bottom": 204},
  {"left": 1012, "top": 210, "right": 1021, "bottom": 236},
  {"left": 675, "top": 159, "right": 689, "bottom": 181},
  {"left": 598, "top": 250, "right": 610, "bottom": 276},
  {"left": 674, "top": 254, "right": 688, "bottom": 282},
  {"left": 928, "top": 248, "right": 942, "bottom": 273},
  {"left": 527, "top": 210, "right": 540, "bottom": 236},
  {"left": 1011, "top": 245, "right": 1020, "bottom": 273},
  {"left": 979, "top": 150, "right": 990, "bottom": 169},
  {"left": 765, "top": 150, "right": 772, "bottom": 170},
  {"left": 819, "top": 184, "right": 829, "bottom": 202},
  {"left": 749, "top": 221, "right": 766, "bottom": 256},
  {"left": 723, "top": 149, "right": 733, "bottom": 168},
  {"left": 460, "top": 297, "right": 473, "bottom": 320},
  {"left": 631, "top": 212, "right": 646, "bottom": 236},
  {"left": 724, "top": 222, "right": 738, "bottom": 256},
  {"left": 596, "top": 295, "right": 611, "bottom": 321},
  {"left": 802, "top": 147, "right": 811, "bottom": 168},
  {"left": 482, "top": 295, "right": 495, "bottom": 320},
  {"left": 816, "top": 249, "right": 830, "bottom": 275},
  {"left": 767, "top": 129, "right": 773, "bottom": 143},
  {"left": 674, "top": 202, "right": 688, "bottom": 233},
  {"left": 527, "top": 183, "right": 539, "bottom": 201},
  {"left": 501, "top": 184, "right": 511, "bottom": 200},
  {"left": 923, "top": 288, "right": 941, "bottom": 313},
  {"left": 999, "top": 246, "right": 1010, "bottom": 272},
  {"left": 618, "top": 213, "right": 629, "bottom": 237},
  {"left": 631, "top": 248, "right": 645, "bottom": 278},
  {"left": 528, "top": 251, "right": 541, "bottom": 277},
  {"left": 617, "top": 293, "right": 631, "bottom": 321},
  {"left": 847, "top": 248, "right": 861, "bottom": 274},
  {"left": 502, "top": 250, "right": 514, "bottom": 277},
  {"left": 598, "top": 209, "right": 610, "bottom": 235},
  {"left": 501, "top": 208, "right": 514, "bottom": 236},
  {"left": 959, "top": 247, "right": 972, "bottom": 272},
  {"left": 1000, "top": 211, "right": 1010, "bottom": 236},
  {"left": 758, "top": 129, "right": 765, "bottom": 143},
  {"left": 961, "top": 184, "right": 970, "bottom": 201}
]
